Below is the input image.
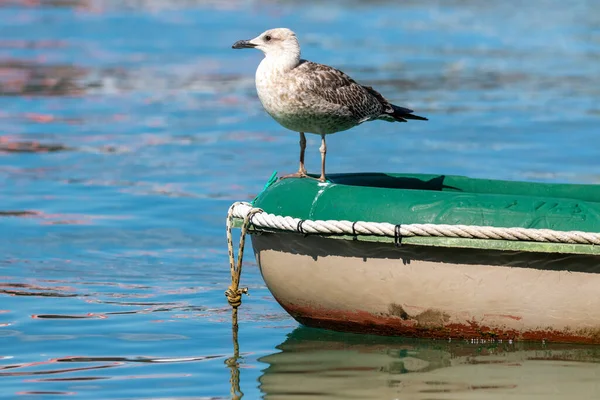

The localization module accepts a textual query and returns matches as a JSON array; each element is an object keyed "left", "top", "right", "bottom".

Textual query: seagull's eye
[{"left": 264, "top": 35, "right": 272, "bottom": 42}]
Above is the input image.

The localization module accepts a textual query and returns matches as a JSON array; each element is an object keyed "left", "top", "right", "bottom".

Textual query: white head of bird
[{"left": 232, "top": 28, "right": 301, "bottom": 70}]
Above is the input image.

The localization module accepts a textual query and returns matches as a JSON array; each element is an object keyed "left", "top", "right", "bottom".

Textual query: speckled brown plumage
[{"left": 256, "top": 59, "right": 427, "bottom": 135}]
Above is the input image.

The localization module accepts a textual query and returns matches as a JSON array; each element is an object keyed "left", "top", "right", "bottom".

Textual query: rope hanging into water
[
  {"left": 228, "top": 201, "right": 600, "bottom": 245},
  {"left": 225, "top": 310, "right": 244, "bottom": 400},
  {"left": 225, "top": 202, "right": 263, "bottom": 309},
  {"left": 224, "top": 203, "right": 263, "bottom": 399}
]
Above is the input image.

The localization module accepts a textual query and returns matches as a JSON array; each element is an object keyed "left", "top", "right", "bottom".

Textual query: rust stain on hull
[
  {"left": 279, "top": 301, "right": 600, "bottom": 345},
  {"left": 484, "top": 313, "right": 523, "bottom": 321}
]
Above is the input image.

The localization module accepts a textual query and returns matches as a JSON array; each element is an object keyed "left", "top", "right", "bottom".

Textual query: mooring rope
[
  {"left": 224, "top": 312, "right": 243, "bottom": 400},
  {"left": 225, "top": 202, "right": 263, "bottom": 310},
  {"left": 224, "top": 203, "right": 263, "bottom": 400},
  {"left": 228, "top": 201, "right": 600, "bottom": 245}
]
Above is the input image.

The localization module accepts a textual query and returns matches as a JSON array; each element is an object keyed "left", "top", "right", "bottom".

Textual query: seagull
[{"left": 232, "top": 28, "right": 428, "bottom": 182}]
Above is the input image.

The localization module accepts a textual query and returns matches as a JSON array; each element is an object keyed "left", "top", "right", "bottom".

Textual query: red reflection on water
[
  {"left": 23, "top": 113, "right": 55, "bottom": 123},
  {"left": 0, "top": 140, "right": 70, "bottom": 153},
  {"left": 0, "top": 60, "right": 86, "bottom": 96},
  {"left": 112, "top": 113, "right": 128, "bottom": 122},
  {"left": 219, "top": 95, "right": 240, "bottom": 105},
  {"left": 0, "top": 0, "right": 92, "bottom": 10},
  {"left": 2, "top": 0, "right": 41, "bottom": 7},
  {"left": 0, "top": 209, "right": 133, "bottom": 225}
]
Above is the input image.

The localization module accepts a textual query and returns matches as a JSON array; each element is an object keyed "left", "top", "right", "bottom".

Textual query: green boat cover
[{"left": 252, "top": 172, "right": 600, "bottom": 233}]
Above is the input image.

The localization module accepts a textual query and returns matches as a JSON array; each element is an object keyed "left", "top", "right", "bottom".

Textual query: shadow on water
[{"left": 254, "top": 327, "right": 600, "bottom": 399}]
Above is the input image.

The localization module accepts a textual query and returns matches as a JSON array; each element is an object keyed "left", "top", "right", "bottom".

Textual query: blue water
[{"left": 1, "top": 1, "right": 600, "bottom": 399}]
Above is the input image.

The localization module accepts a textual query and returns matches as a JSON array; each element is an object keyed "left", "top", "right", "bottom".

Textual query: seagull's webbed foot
[{"left": 280, "top": 171, "right": 308, "bottom": 180}]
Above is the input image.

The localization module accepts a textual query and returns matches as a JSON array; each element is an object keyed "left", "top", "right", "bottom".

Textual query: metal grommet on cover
[
  {"left": 297, "top": 219, "right": 305, "bottom": 235},
  {"left": 394, "top": 224, "right": 402, "bottom": 247}
]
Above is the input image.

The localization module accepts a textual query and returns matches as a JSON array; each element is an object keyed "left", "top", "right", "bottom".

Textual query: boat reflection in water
[{"left": 257, "top": 327, "right": 600, "bottom": 399}]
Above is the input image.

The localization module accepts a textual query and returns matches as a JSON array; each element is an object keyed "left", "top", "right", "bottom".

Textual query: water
[{"left": 1, "top": 0, "right": 599, "bottom": 398}]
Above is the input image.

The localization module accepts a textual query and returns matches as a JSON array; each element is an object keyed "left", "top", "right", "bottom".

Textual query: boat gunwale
[{"left": 232, "top": 218, "right": 600, "bottom": 256}]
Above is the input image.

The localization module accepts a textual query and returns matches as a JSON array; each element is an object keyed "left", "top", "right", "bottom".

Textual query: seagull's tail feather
[
  {"left": 390, "top": 105, "right": 428, "bottom": 122},
  {"left": 362, "top": 85, "right": 428, "bottom": 122}
]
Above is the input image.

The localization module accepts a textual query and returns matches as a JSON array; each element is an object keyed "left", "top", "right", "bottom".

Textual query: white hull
[{"left": 251, "top": 232, "right": 600, "bottom": 343}]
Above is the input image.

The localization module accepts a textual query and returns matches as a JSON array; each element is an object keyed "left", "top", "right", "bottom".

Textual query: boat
[{"left": 227, "top": 172, "right": 600, "bottom": 344}]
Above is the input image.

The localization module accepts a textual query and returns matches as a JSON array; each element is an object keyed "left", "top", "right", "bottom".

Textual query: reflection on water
[
  {"left": 0, "top": 60, "right": 85, "bottom": 96},
  {"left": 259, "top": 328, "right": 600, "bottom": 399}
]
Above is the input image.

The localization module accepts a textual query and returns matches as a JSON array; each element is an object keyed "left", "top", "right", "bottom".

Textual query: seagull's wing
[
  {"left": 295, "top": 60, "right": 427, "bottom": 123},
  {"left": 295, "top": 61, "right": 384, "bottom": 121}
]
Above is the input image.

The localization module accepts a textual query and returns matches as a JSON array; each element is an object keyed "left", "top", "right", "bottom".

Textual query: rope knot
[
  {"left": 226, "top": 204, "right": 263, "bottom": 310},
  {"left": 225, "top": 286, "right": 248, "bottom": 308}
]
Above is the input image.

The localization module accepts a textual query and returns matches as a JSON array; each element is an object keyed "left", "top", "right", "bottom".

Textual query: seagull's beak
[{"left": 232, "top": 39, "right": 257, "bottom": 49}]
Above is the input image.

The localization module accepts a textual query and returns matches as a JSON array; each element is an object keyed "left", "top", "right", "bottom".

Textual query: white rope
[{"left": 229, "top": 201, "right": 600, "bottom": 246}]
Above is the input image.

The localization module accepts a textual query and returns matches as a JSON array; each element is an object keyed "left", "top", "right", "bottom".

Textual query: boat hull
[{"left": 251, "top": 232, "right": 600, "bottom": 344}]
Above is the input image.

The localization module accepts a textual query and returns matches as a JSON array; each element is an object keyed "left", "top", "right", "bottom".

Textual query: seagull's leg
[
  {"left": 298, "top": 132, "right": 307, "bottom": 176},
  {"left": 280, "top": 132, "right": 309, "bottom": 179},
  {"left": 318, "top": 134, "right": 327, "bottom": 182}
]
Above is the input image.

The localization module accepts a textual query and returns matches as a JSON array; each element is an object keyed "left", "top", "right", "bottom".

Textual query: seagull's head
[{"left": 232, "top": 28, "right": 300, "bottom": 61}]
